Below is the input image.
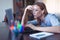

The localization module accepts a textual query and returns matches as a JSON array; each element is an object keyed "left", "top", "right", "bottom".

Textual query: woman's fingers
[
  {"left": 25, "top": 5, "right": 33, "bottom": 10},
  {"left": 25, "top": 24, "right": 33, "bottom": 27},
  {"left": 25, "top": 24, "right": 35, "bottom": 30}
]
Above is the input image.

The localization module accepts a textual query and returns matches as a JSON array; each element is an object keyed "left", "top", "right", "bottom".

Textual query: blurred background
[{"left": 0, "top": 0, "right": 60, "bottom": 22}]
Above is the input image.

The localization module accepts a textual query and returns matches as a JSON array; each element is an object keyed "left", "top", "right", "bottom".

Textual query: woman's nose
[{"left": 33, "top": 13, "right": 37, "bottom": 16}]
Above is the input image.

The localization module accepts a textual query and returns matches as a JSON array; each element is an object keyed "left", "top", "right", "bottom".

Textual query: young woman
[{"left": 21, "top": 2, "right": 60, "bottom": 33}]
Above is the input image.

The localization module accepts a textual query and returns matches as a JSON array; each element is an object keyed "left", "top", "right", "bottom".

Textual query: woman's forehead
[{"left": 33, "top": 5, "right": 40, "bottom": 9}]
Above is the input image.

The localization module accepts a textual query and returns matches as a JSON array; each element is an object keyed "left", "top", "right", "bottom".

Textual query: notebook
[{"left": 29, "top": 32, "right": 54, "bottom": 39}]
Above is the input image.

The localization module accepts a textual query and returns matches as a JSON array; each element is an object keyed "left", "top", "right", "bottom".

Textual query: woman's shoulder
[
  {"left": 46, "top": 13, "right": 60, "bottom": 26},
  {"left": 45, "top": 13, "right": 57, "bottom": 18}
]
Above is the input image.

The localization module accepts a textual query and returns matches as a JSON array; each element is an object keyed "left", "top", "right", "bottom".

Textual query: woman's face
[{"left": 32, "top": 5, "right": 44, "bottom": 18}]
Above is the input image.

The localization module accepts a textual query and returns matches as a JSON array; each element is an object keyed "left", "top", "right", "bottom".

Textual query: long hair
[
  {"left": 34, "top": 2, "right": 48, "bottom": 25},
  {"left": 34, "top": 2, "right": 48, "bottom": 16}
]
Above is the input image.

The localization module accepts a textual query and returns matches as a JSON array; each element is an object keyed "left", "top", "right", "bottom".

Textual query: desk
[
  {"left": 17, "top": 33, "right": 60, "bottom": 40},
  {"left": 0, "top": 22, "right": 60, "bottom": 40}
]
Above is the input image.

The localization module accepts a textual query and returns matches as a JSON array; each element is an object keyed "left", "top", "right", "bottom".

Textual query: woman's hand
[
  {"left": 24, "top": 5, "right": 33, "bottom": 15},
  {"left": 25, "top": 24, "right": 36, "bottom": 30},
  {"left": 25, "top": 5, "right": 33, "bottom": 11},
  {"left": 21, "top": 5, "right": 33, "bottom": 25}
]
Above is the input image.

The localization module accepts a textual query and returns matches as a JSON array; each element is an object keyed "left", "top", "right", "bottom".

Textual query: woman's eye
[
  {"left": 35, "top": 10, "right": 38, "bottom": 11},
  {"left": 33, "top": 9, "right": 39, "bottom": 12}
]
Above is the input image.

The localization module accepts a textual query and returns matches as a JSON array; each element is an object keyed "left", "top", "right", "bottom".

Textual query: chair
[{"left": 5, "top": 8, "right": 14, "bottom": 25}]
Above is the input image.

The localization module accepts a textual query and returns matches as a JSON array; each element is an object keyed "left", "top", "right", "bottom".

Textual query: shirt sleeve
[
  {"left": 27, "top": 20, "right": 38, "bottom": 26},
  {"left": 49, "top": 14, "right": 60, "bottom": 26}
]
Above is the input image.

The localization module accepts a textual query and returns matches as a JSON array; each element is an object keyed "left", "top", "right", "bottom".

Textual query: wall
[
  {"left": 45, "top": 0, "right": 60, "bottom": 14},
  {"left": 35, "top": 0, "right": 60, "bottom": 14},
  {"left": 0, "top": 0, "right": 13, "bottom": 22},
  {"left": 35, "top": 0, "right": 43, "bottom": 2}
]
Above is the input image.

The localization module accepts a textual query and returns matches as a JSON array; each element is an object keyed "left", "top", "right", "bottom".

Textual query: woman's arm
[
  {"left": 26, "top": 24, "right": 60, "bottom": 33},
  {"left": 21, "top": 5, "right": 33, "bottom": 25},
  {"left": 21, "top": 9, "right": 28, "bottom": 25}
]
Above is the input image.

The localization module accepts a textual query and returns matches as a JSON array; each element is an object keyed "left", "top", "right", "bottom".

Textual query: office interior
[{"left": 0, "top": 0, "right": 60, "bottom": 40}]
